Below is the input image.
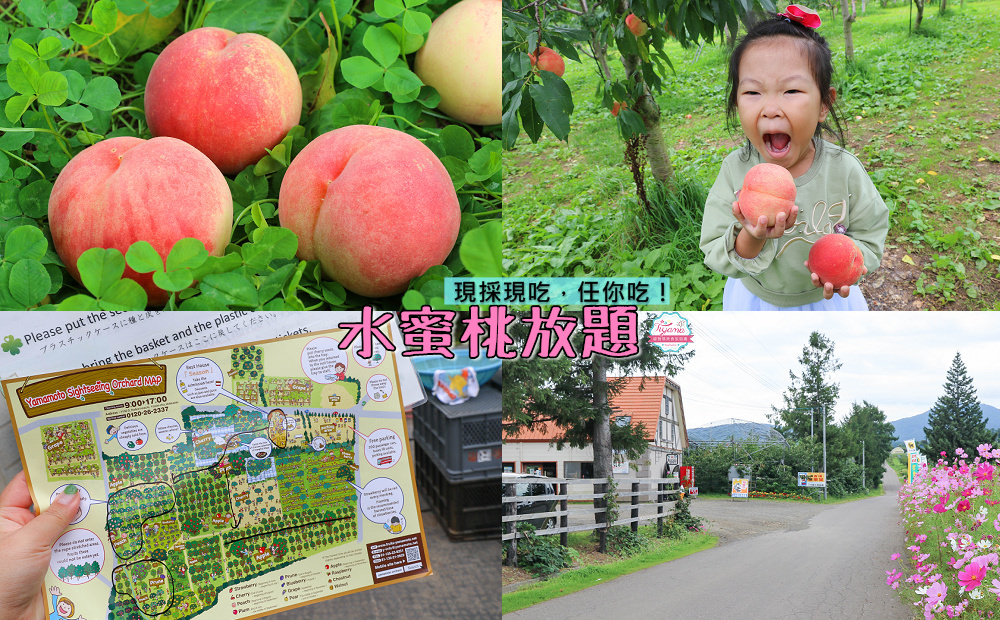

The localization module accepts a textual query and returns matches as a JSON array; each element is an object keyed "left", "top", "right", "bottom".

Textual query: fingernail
[{"left": 64, "top": 484, "right": 77, "bottom": 495}]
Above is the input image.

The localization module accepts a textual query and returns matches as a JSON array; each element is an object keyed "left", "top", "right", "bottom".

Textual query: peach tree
[{"left": 503, "top": 0, "right": 775, "bottom": 184}]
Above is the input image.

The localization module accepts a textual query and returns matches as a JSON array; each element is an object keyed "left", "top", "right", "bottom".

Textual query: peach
[
  {"left": 626, "top": 14, "right": 648, "bottom": 36},
  {"left": 48, "top": 137, "right": 233, "bottom": 306},
  {"left": 144, "top": 27, "right": 302, "bottom": 175},
  {"left": 277, "top": 125, "right": 460, "bottom": 298},
  {"left": 414, "top": 0, "right": 501, "bottom": 126},
  {"left": 528, "top": 46, "right": 565, "bottom": 77},
  {"left": 807, "top": 234, "right": 865, "bottom": 289},
  {"left": 611, "top": 101, "right": 627, "bottom": 117},
  {"left": 737, "top": 162, "right": 796, "bottom": 226}
]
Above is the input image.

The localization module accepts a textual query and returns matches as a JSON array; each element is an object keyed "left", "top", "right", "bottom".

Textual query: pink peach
[
  {"left": 737, "top": 162, "right": 797, "bottom": 226},
  {"left": 145, "top": 27, "right": 302, "bottom": 175},
  {"left": 807, "top": 233, "right": 865, "bottom": 288},
  {"left": 277, "top": 125, "right": 461, "bottom": 298},
  {"left": 48, "top": 136, "right": 233, "bottom": 306}
]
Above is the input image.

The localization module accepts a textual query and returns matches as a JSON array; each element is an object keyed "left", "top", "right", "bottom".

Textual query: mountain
[
  {"left": 687, "top": 421, "right": 785, "bottom": 445},
  {"left": 889, "top": 404, "right": 1000, "bottom": 446}
]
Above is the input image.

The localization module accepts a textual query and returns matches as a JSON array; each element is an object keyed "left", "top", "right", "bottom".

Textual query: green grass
[
  {"left": 504, "top": 0, "right": 1000, "bottom": 309},
  {"left": 501, "top": 531, "right": 718, "bottom": 614}
]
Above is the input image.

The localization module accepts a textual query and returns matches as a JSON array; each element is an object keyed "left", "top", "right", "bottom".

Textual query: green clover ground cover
[
  {"left": 503, "top": 0, "right": 1000, "bottom": 310},
  {"left": 0, "top": 0, "right": 502, "bottom": 310}
]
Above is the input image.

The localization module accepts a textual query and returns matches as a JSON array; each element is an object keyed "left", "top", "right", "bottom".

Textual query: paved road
[{"left": 506, "top": 465, "right": 909, "bottom": 620}]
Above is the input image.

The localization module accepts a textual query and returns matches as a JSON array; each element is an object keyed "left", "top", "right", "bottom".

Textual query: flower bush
[{"left": 890, "top": 445, "right": 1000, "bottom": 618}]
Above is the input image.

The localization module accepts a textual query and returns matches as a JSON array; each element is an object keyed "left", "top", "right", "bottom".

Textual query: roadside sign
[
  {"left": 797, "top": 472, "right": 826, "bottom": 487},
  {"left": 909, "top": 452, "right": 921, "bottom": 484},
  {"left": 731, "top": 478, "right": 749, "bottom": 499}
]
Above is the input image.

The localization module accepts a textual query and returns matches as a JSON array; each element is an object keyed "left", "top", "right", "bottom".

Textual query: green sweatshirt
[{"left": 700, "top": 141, "right": 889, "bottom": 307}]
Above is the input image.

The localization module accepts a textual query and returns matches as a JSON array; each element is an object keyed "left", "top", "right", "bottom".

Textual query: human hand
[
  {"left": 0, "top": 473, "right": 81, "bottom": 620},
  {"left": 808, "top": 265, "right": 868, "bottom": 300},
  {"left": 732, "top": 196, "right": 798, "bottom": 240}
]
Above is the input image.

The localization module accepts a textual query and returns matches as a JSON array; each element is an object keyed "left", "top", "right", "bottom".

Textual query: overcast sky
[{"left": 660, "top": 312, "right": 1000, "bottom": 430}]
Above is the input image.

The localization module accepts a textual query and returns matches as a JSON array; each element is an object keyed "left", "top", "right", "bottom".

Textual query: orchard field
[
  {"left": 0, "top": 0, "right": 502, "bottom": 311},
  {"left": 503, "top": 0, "right": 1000, "bottom": 310}
]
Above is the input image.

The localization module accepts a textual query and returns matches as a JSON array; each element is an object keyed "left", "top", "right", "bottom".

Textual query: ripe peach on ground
[
  {"left": 625, "top": 14, "right": 648, "bottom": 36},
  {"left": 528, "top": 46, "right": 565, "bottom": 77},
  {"left": 737, "top": 162, "right": 797, "bottom": 226},
  {"left": 48, "top": 136, "right": 233, "bottom": 306},
  {"left": 807, "top": 233, "right": 866, "bottom": 288},
  {"left": 277, "top": 125, "right": 461, "bottom": 298},
  {"left": 144, "top": 27, "right": 302, "bottom": 175},
  {"left": 414, "top": 0, "right": 501, "bottom": 126}
]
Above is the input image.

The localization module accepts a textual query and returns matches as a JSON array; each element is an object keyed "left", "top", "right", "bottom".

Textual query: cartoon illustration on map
[{"left": 3, "top": 328, "right": 430, "bottom": 620}]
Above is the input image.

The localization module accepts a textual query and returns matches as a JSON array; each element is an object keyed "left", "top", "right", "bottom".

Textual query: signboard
[
  {"left": 730, "top": 478, "right": 749, "bottom": 498},
  {"left": 687, "top": 487, "right": 699, "bottom": 498},
  {"left": 4, "top": 327, "right": 431, "bottom": 620},
  {"left": 798, "top": 472, "right": 826, "bottom": 488},
  {"left": 909, "top": 452, "right": 921, "bottom": 484},
  {"left": 679, "top": 466, "right": 694, "bottom": 490},
  {"left": 904, "top": 439, "right": 917, "bottom": 453},
  {"left": 666, "top": 453, "right": 679, "bottom": 465}
]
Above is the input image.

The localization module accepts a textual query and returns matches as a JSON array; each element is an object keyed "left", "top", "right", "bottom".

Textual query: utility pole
[
  {"left": 822, "top": 404, "right": 827, "bottom": 501},
  {"left": 862, "top": 439, "right": 866, "bottom": 490}
]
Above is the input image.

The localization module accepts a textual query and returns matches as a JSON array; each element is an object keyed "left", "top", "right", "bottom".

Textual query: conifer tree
[{"left": 921, "top": 353, "right": 996, "bottom": 460}]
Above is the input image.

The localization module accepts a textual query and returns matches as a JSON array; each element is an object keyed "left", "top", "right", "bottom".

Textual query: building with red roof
[{"left": 503, "top": 376, "right": 687, "bottom": 479}]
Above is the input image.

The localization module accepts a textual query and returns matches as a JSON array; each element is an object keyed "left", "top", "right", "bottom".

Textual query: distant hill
[
  {"left": 687, "top": 421, "right": 786, "bottom": 445},
  {"left": 890, "top": 404, "right": 1000, "bottom": 446}
]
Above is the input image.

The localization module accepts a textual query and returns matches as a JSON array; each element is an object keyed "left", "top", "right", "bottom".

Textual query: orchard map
[{"left": 4, "top": 328, "right": 429, "bottom": 620}]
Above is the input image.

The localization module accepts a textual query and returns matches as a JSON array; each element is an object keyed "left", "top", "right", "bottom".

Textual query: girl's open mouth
[{"left": 764, "top": 133, "right": 791, "bottom": 157}]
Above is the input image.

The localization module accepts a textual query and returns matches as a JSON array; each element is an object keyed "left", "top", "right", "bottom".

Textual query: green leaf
[
  {"left": 257, "top": 263, "right": 297, "bottom": 303},
  {"left": 125, "top": 241, "right": 163, "bottom": 273},
  {"left": 37, "top": 71, "right": 69, "bottom": 106},
  {"left": 199, "top": 271, "right": 259, "bottom": 307},
  {"left": 9, "top": 259, "right": 50, "bottom": 306},
  {"left": 17, "top": 179, "right": 52, "bottom": 219},
  {"left": 203, "top": 0, "right": 308, "bottom": 39},
  {"left": 374, "top": 0, "right": 404, "bottom": 19},
  {"left": 527, "top": 72, "right": 574, "bottom": 142},
  {"left": 363, "top": 26, "right": 400, "bottom": 69},
  {"left": 98, "top": 279, "right": 148, "bottom": 310},
  {"left": 153, "top": 269, "right": 194, "bottom": 292},
  {"left": 77, "top": 247, "right": 127, "bottom": 297},
  {"left": 459, "top": 220, "right": 503, "bottom": 277},
  {"left": 62, "top": 70, "right": 88, "bottom": 102},
  {"left": 69, "top": 23, "right": 106, "bottom": 48},
  {"left": 17, "top": 0, "right": 49, "bottom": 27},
  {"left": 3, "top": 226, "right": 48, "bottom": 263},
  {"left": 384, "top": 65, "right": 422, "bottom": 101},
  {"left": 37, "top": 36, "right": 63, "bottom": 60},
  {"left": 80, "top": 76, "right": 122, "bottom": 111},
  {"left": 57, "top": 294, "right": 102, "bottom": 310},
  {"left": 166, "top": 238, "right": 209, "bottom": 271},
  {"left": 7, "top": 59, "right": 40, "bottom": 96},
  {"left": 401, "top": 10, "right": 431, "bottom": 35},
  {"left": 5, "top": 95, "right": 35, "bottom": 124},
  {"left": 149, "top": 0, "right": 180, "bottom": 18},
  {"left": 341, "top": 56, "right": 383, "bottom": 89},
  {"left": 54, "top": 103, "right": 95, "bottom": 123},
  {"left": 117, "top": 0, "right": 149, "bottom": 14},
  {"left": 8, "top": 39, "right": 40, "bottom": 62},
  {"left": 92, "top": 0, "right": 120, "bottom": 35},
  {"left": 467, "top": 140, "right": 501, "bottom": 182},
  {"left": 439, "top": 125, "right": 475, "bottom": 160},
  {"left": 401, "top": 289, "right": 426, "bottom": 310}
]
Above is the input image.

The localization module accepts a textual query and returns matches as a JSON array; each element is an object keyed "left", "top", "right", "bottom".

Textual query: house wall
[{"left": 502, "top": 441, "right": 594, "bottom": 477}]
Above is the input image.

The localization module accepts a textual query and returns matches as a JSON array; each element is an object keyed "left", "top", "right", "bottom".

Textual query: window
[
  {"left": 564, "top": 461, "right": 594, "bottom": 479},
  {"left": 522, "top": 462, "right": 557, "bottom": 477}
]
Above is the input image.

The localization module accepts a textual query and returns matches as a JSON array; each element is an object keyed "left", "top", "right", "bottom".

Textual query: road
[{"left": 506, "top": 465, "right": 909, "bottom": 620}]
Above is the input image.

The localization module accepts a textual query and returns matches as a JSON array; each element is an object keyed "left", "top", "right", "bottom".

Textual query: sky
[{"left": 657, "top": 312, "right": 1000, "bottom": 430}]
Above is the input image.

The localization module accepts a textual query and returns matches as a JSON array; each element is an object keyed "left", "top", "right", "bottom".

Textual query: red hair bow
[{"left": 779, "top": 4, "right": 822, "bottom": 29}]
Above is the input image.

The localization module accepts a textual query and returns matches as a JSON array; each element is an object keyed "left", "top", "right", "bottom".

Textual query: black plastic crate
[
  {"left": 413, "top": 440, "right": 500, "bottom": 541},
  {"left": 412, "top": 384, "right": 501, "bottom": 481}
]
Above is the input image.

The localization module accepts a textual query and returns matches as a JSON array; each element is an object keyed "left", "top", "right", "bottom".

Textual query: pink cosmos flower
[
  {"left": 925, "top": 581, "right": 948, "bottom": 605},
  {"left": 916, "top": 534, "right": 928, "bottom": 543},
  {"left": 958, "top": 559, "right": 988, "bottom": 590},
  {"left": 891, "top": 553, "right": 901, "bottom": 561},
  {"left": 988, "top": 578, "right": 1000, "bottom": 601},
  {"left": 976, "top": 462, "right": 995, "bottom": 481},
  {"left": 957, "top": 499, "right": 972, "bottom": 512}
]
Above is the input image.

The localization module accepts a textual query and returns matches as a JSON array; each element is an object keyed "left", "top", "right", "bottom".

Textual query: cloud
[{"left": 672, "top": 312, "right": 1000, "bottom": 430}]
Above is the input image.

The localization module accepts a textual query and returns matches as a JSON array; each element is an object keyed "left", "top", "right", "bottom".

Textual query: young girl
[{"left": 699, "top": 5, "right": 889, "bottom": 310}]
